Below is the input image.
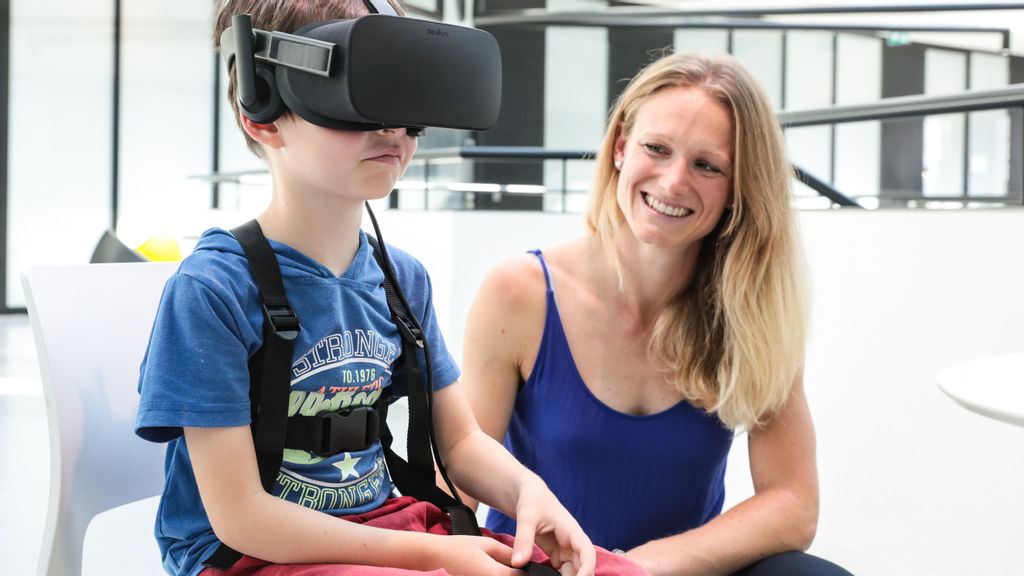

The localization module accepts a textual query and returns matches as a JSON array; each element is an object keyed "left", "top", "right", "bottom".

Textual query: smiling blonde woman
[{"left": 462, "top": 52, "right": 852, "bottom": 576}]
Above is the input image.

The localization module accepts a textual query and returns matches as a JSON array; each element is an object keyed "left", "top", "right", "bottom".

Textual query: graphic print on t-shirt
[
  {"left": 274, "top": 328, "right": 400, "bottom": 511},
  {"left": 277, "top": 451, "right": 389, "bottom": 511}
]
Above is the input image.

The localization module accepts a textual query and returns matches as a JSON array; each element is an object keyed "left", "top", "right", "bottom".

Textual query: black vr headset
[{"left": 219, "top": 0, "right": 502, "bottom": 132}]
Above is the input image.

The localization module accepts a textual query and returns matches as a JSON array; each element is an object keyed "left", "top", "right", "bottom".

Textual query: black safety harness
[{"left": 203, "top": 205, "right": 556, "bottom": 575}]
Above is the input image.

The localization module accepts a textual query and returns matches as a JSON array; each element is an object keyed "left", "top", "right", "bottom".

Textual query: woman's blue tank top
[{"left": 485, "top": 250, "right": 734, "bottom": 551}]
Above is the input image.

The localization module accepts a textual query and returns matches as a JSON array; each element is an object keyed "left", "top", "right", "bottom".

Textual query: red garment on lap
[{"left": 200, "top": 496, "right": 646, "bottom": 575}]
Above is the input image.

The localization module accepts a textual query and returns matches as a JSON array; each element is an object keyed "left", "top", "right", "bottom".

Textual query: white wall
[
  {"left": 834, "top": 33, "right": 882, "bottom": 201},
  {"left": 364, "top": 209, "right": 588, "bottom": 361},
  {"left": 543, "top": 24, "right": 605, "bottom": 213},
  {"left": 732, "top": 30, "right": 784, "bottom": 111},
  {"left": 923, "top": 49, "right": 967, "bottom": 199},
  {"left": 784, "top": 31, "right": 835, "bottom": 204},
  {"left": 7, "top": 1, "right": 114, "bottom": 306},
  {"left": 6, "top": 0, "right": 214, "bottom": 308},
  {"left": 371, "top": 207, "right": 1024, "bottom": 576},
  {"left": 118, "top": 0, "right": 213, "bottom": 239},
  {"left": 968, "top": 53, "right": 1011, "bottom": 198}
]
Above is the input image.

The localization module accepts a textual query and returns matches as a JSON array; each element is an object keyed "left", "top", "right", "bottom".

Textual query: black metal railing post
[
  {"left": 423, "top": 158, "right": 431, "bottom": 209},
  {"left": 112, "top": 0, "right": 122, "bottom": 230},
  {"left": 561, "top": 158, "right": 568, "bottom": 213},
  {"left": 0, "top": 0, "right": 16, "bottom": 313},
  {"left": 212, "top": 51, "right": 222, "bottom": 209}
]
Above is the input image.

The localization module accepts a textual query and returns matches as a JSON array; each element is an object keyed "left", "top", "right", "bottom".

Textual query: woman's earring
[{"left": 614, "top": 160, "right": 622, "bottom": 170}]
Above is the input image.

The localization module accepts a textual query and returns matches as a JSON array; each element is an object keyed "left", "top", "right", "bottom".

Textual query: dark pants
[{"left": 734, "top": 551, "right": 853, "bottom": 576}]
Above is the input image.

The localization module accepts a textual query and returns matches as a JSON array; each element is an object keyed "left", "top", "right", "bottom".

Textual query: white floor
[{"left": 0, "top": 314, "right": 48, "bottom": 576}]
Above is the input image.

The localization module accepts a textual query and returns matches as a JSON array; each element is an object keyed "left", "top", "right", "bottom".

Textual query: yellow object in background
[{"left": 135, "top": 236, "right": 183, "bottom": 262}]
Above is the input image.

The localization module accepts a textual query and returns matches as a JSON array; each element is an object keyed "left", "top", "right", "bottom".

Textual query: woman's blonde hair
[
  {"left": 586, "top": 52, "right": 808, "bottom": 431},
  {"left": 212, "top": 0, "right": 404, "bottom": 157}
]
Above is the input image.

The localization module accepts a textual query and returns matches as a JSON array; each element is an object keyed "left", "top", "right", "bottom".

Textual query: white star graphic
[{"left": 334, "top": 453, "right": 361, "bottom": 481}]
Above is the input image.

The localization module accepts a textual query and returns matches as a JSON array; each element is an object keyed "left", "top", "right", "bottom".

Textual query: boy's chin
[
  {"left": 368, "top": 186, "right": 396, "bottom": 201},
  {"left": 354, "top": 189, "right": 395, "bottom": 205},
  {"left": 352, "top": 175, "right": 402, "bottom": 201}
]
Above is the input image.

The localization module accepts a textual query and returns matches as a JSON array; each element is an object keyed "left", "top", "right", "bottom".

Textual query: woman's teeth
[{"left": 644, "top": 194, "right": 690, "bottom": 217}]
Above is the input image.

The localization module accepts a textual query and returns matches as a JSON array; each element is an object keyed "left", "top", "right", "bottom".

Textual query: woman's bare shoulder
[{"left": 478, "top": 252, "right": 547, "bottom": 300}]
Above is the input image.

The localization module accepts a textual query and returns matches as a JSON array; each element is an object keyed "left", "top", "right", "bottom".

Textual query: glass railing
[
  {"left": 392, "top": 146, "right": 864, "bottom": 212},
  {"left": 781, "top": 83, "right": 1024, "bottom": 209}
]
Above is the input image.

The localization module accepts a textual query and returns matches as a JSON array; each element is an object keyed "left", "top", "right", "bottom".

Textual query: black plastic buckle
[
  {"left": 394, "top": 315, "right": 424, "bottom": 349},
  {"left": 316, "top": 406, "right": 380, "bottom": 456},
  {"left": 444, "top": 503, "right": 481, "bottom": 536},
  {"left": 262, "top": 302, "right": 299, "bottom": 341}
]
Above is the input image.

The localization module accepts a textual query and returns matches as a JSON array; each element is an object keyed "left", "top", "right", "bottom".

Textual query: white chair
[
  {"left": 22, "top": 260, "right": 431, "bottom": 574},
  {"left": 24, "top": 262, "right": 179, "bottom": 576}
]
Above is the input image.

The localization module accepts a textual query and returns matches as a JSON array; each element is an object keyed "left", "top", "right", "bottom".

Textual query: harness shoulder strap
[
  {"left": 206, "top": 219, "right": 299, "bottom": 569},
  {"left": 363, "top": 217, "right": 558, "bottom": 576},
  {"left": 366, "top": 236, "right": 433, "bottom": 475},
  {"left": 367, "top": 234, "right": 479, "bottom": 536},
  {"left": 232, "top": 220, "right": 300, "bottom": 489}
]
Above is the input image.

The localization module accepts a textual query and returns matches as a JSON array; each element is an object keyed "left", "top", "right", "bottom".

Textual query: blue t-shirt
[
  {"left": 485, "top": 250, "right": 733, "bottom": 551},
  {"left": 135, "top": 228, "right": 460, "bottom": 576}
]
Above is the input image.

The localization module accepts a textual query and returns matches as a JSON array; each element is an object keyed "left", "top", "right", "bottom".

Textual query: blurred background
[{"left": 4, "top": 1, "right": 1024, "bottom": 574}]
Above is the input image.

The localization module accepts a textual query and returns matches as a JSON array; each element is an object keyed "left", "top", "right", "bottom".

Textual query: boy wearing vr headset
[{"left": 135, "top": 1, "right": 647, "bottom": 575}]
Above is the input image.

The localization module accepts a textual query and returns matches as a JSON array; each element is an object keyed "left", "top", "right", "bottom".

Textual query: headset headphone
[
  {"left": 232, "top": 15, "right": 285, "bottom": 124},
  {"left": 222, "top": 0, "right": 501, "bottom": 131}
]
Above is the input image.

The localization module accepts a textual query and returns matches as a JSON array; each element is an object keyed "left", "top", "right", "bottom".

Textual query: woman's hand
[{"left": 511, "top": 479, "right": 596, "bottom": 576}]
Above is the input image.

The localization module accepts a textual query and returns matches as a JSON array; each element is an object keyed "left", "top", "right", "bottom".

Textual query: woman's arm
[
  {"left": 433, "top": 380, "right": 596, "bottom": 576},
  {"left": 625, "top": 373, "right": 819, "bottom": 576},
  {"left": 463, "top": 255, "right": 547, "bottom": 441},
  {"left": 448, "top": 255, "right": 548, "bottom": 508},
  {"left": 184, "top": 425, "right": 524, "bottom": 575},
  {"left": 434, "top": 257, "right": 593, "bottom": 574}
]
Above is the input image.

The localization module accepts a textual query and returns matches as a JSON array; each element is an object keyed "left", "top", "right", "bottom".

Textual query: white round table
[{"left": 937, "top": 354, "right": 1024, "bottom": 428}]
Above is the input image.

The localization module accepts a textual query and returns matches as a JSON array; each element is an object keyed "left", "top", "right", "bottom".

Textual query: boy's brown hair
[{"left": 212, "top": 0, "right": 404, "bottom": 157}]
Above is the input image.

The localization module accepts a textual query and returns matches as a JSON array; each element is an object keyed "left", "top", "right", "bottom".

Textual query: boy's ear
[{"left": 240, "top": 114, "right": 285, "bottom": 150}]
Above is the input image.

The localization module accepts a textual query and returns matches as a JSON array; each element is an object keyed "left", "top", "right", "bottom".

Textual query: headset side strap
[{"left": 363, "top": 0, "right": 399, "bottom": 16}]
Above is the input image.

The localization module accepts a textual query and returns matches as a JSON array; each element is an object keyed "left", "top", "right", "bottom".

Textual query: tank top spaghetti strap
[{"left": 485, "top": 249, "right": 734, "bottom": 551}]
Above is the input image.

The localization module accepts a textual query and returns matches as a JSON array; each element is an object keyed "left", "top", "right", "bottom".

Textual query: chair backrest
[{"left": 23, "top": 262, "right": 178, "bottom": 576}]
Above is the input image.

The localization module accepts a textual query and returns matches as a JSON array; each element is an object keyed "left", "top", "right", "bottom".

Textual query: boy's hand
[
  {"left": 511, "top": 481, "right": 596, "bottom": 576},
  {"left": 427, "top": 534, "right": 523, "bottom": 576}
]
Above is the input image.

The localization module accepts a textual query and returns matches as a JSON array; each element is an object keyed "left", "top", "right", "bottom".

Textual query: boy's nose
[{"left": 377, "top": 126, "right": 407, "bottom": 137}]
